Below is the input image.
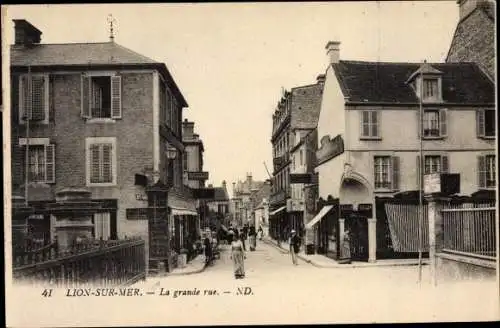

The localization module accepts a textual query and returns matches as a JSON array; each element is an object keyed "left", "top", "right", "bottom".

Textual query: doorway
[{"left": 345, "top": 213, "right": 369, "bottom": 261}]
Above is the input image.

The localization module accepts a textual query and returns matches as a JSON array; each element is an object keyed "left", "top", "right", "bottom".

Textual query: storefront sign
[
  {"left": 357, "top": 203, "right": 373, "bottom": 218},
  {"left": 28, "top": 214, "right": 44, "bottom": 220},
  {"left": 317, "top": 134, "right": 344, "bottom": 165},
  {"left": 340, "top": 204, "right": 353, "bottom": 217},
  {"left": 290, "top": 173, "right": 313, "bottom": 184},
  {"left": 187, "top": 171, "right": 209, "bottom": 181}
]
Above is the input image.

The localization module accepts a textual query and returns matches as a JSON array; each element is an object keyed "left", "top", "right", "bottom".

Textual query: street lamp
[{"left": 166, "top": 145, "right": 177, "bottom": 161}]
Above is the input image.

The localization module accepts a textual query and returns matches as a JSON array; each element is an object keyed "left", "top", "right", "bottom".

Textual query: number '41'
[{"left": 41, "top": 289, "right": 53, "bottom": 297}]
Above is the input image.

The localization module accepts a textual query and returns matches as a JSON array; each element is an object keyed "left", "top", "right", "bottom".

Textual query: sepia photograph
[{"left": 2, "top": 1, "right": 498, "bottom": 326}]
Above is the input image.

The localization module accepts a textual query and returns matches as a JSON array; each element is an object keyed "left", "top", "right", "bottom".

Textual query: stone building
[
  {"left": 313, "top": 41, "right": 495, "bottom": 262},
  {"left": 446, "top": 0, "right": 495, "bottom": 78},
  {"left": 9, "top": 19, "right": 193, "bottom": 271},
  {"left": 269, "top": 79, "right": 323, "bottom": 240}
]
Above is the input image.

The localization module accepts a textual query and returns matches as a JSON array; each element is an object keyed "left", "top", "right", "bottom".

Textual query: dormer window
[
  {"left": 407, "top": 62, "right": 443, "bottom": 103},
  {"left": 423, "top": 78, "right": 438, "bottom": 99}
]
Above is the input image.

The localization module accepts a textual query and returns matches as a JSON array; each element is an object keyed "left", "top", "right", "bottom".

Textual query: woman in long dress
[
  {"left": 230, "top": 232, "right": 246, "bottom": 279},
  {"left": 249, "top": 226, "right": 257, "bottom": 251}
]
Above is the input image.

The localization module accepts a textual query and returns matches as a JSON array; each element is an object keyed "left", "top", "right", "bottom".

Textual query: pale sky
[{"left": 5, "top": 2, "right": 459, "bottom": 196}]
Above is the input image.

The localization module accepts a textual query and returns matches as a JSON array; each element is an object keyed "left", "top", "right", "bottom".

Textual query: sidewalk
[
  {"left": 262, "top": 237, "right": 429, "bottom": 268},
  {"left": 169, "top": 254, "right": 208, "bottom": 276}
]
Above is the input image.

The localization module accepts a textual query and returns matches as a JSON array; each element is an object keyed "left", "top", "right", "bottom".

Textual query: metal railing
[
  {"left": 442, "top": 205, "right": 496, "bottom": 260},
  {"left": 13, "top": 237, "right": 146, "bottom": 287}
]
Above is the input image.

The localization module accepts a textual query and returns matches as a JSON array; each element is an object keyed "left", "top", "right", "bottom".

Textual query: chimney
[
  {"left": 325, "top": 41, "right": 341, "bottom": 64},
  {"left": 232, "top": 182, "right": 236, "bottom": 195},
  {"left": 182, "top": 119, "right": 195, "bottom": 139},
  {"left": 13, "top": 19, "right": 42, "bottom": 46},
  {"left": 222, "top": 180, "right": 227, "bottom": 190},
  {"left": 316, "top": 74, "right": 326, "bottom": 85},
  {"left": 246, "top": 173, "right": 253, "bottom": 190},
  {"left": 457, "top": 0, "right": 493, "bottom": 20}
]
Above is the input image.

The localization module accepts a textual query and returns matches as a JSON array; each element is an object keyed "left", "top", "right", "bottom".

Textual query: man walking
[{"left": 289, "top": 229, "right": 301, "bottom": 265}]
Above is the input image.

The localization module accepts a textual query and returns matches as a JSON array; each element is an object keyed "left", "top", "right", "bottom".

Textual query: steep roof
[
  {"left": 290, "top": 83, "right": 323, "bottom": 130},
  {"left": 10, "top": 42, "right": 158, "bottom": 66},
  {"left": 332, "top": 60, "right": 494, "bottom": 104},
  {"left": 212, "top": 187, "right": 229, "bottom": 201},
  {"left": 10, "top": 42, "right": 188, "bottom": 107}
]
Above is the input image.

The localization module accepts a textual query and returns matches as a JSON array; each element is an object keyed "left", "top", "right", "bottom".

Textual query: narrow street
[{"left": 135, "top": 240, "right": 499, "bottom": 324}]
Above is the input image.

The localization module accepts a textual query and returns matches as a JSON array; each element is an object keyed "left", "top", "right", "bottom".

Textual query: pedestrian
[
  {"left": 240, "top": 229, "right": 247, "bottom": 251},
  {"left": 249, "top": 226, "right": 257, "bottom": 251},
  {"left": 289, "top": 229, "right": 301, "bottom": 265},
  {"left": 203, "top": 232, "right": 213, "bottom": 265},
  {"left": 230, "top": 232, "right": 246, "bottom": 279},
  {"left": 258, "top": 225, "right": 264, "bottom": 240}
]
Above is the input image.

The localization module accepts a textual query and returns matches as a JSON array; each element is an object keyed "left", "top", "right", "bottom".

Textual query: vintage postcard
[{"left": 2, "top": 2, "right": 499, "bottom": 326}]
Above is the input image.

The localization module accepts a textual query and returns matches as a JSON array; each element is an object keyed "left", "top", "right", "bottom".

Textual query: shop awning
[
  {"left": 270, "top": 206, "right": 286, "bottom": 216},
  {"left": 171, "top": 208, "right": 198, "bottom": 216},
  {"left": 305, "top": 205, "right": 333, "bottom": 230}
]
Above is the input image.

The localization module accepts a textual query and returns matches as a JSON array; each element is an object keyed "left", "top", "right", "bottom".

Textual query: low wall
[{"left": 436, "top": 252, "right": 496, "bottom": 282}]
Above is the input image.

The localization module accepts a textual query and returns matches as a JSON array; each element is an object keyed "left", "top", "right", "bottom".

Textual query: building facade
[
  {"left": 231, "top": 173, "right": 265, "bottom": 227},
  {"left": 269, "top": 80, "right": 323, "bottom": 241},
  {"left": 313, "top": 41, "right": 495, "bottom": 262},
  {"left": 9, "top": 19, "right": 195, "bottom": 271},
  {"left": 205, "top": 181, "right": 230, "bottom": 228}
]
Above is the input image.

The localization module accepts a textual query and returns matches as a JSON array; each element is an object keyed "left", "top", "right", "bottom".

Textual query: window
[
  {"left": 19, "top": 140, "right": 55, "bottom": 183},
  {"left": 477, "top": 109, "right": 496, "bottom": 138},
  {"left": 424, "top": 156, "right": 441, "bottom": 174},
  {"left": 183, "top": 151, "right": 188, "bottom": 171},
  {"left": 478, "top": 155, "right": 496, "bottom": 189},
  {"left": 360, "top": 110, "right": 380, "bottom": 139},
  {"left": 374, "top": 156, "right": 399, "bottom": 191},
  {"left": 423, "top": 78, "right": 438, "bottom": 99},
  {"left": 81, "top": 74, "right": 121, "bottom": 120},
  {"left": 19, "top": 74, "right": 49, "bottom": 124},
  {"left": 423, "top": 110, "right": 439, "bottom": 137},
  {"left": 299, "top": 149, "right": 303, "bottom": 166},
  {"left": 420, "top": 109, "right": 447, "bottom": 138},
  {"left": 86, "top": 137, "right": 116, "bottom": 186},
  {"left": 166, "top": 89, "right": 172, "bottom": 128}
]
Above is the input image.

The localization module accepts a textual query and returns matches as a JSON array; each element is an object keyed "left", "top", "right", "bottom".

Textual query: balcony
[{"left": 187, "top": 171, "right": 209, "bottom": 181}]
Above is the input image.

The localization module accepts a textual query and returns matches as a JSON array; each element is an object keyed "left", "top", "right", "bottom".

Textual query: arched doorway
[{"left": 339, "top": 176, "right": 372, "bottom": 261}]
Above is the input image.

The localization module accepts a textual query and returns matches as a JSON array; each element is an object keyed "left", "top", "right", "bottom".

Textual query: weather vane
[{"left": 107, "top": 14, "right": 116, "bottom": 42}]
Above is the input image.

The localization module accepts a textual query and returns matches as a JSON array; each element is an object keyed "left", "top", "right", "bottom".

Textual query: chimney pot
[
  {"left": 316, "top": 74, "right": 326, "bottom": 85},
  {"left": 325, "top": 41, "right": 341, "bottom": 64}
]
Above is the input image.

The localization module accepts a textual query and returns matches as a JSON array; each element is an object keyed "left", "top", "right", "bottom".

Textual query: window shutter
[
  {"left": 111, "top": 75, "right": 122, "bottom": 119},
  {"left": 49, "top": 75, "right": 55, "bottom": 122},
  {"left": 371, "top": 111, "right": 379, "bottom": 137},
  {"left": 441, "top": 155, "right": 449, "bottom": 174},
  {"left": 81, "top": 75, "right": 91, "bottom": 118},
  {"left": 476, "top": 109, "right": 485, "bottom": 137},
  {"left": 416, "top": 155, "right": 421, "bottom": 190},
  {"left": 477, "top": 155, "right": 486, "bottom": 188},
  {"left": 439, "top": 108, "right": 447, "bottom": 137},
  {"left": 361, "top": 111, "right": 369, "bottom": 137},
  {"left": 416, "top": 110, "right": 421, "bottom": 139},
  {"left": 29, "top": 76, "right": 46, "bottom": 121},
  {"left": 391, "top": 156, "right": 400, "bottom": 191},
  {"left": 102, "top": 144, "right": 113, "bottom": 183},
  {"left": 90, "top": 144, "right": 100, "bottom": 183},
  {"left": 45, "top": 144, "right": 55, "bottom": 183},
  {"left": 19, "top": 75, "right": 31, "bottom": 123}
]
